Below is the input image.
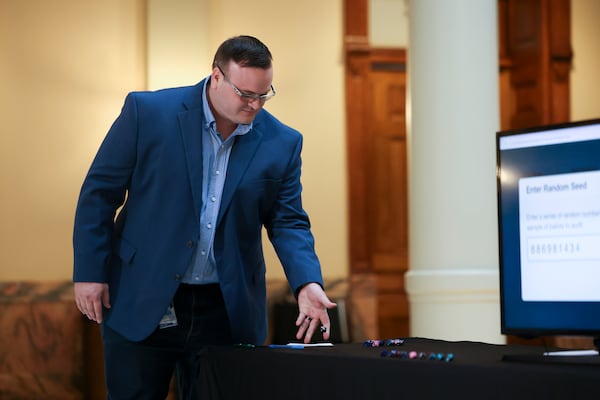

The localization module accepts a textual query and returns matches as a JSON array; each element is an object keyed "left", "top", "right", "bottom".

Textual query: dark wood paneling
[
  {"left": 344, "top": 0, "right": 369, "bottom": 48},
  {"left": 505, "top": 0, "right": 571, "bottom": 128}
]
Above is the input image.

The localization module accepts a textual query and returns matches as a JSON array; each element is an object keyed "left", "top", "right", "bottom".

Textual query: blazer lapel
[
  {"left": 178, "top": 83, "right": 205, "bottom": 222},
  {"left": 217, "top": 128, "right": 263, "bottom": 226}
]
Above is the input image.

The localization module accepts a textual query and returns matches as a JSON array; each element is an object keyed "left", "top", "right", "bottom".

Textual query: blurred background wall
[{"left": 0, "top": 0, "right": 598, "bottom": 285}]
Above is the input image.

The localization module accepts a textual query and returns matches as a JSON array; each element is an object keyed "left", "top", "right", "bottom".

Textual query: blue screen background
[{"left": 498, "top": 134, "right": 600, "bottom": 335}]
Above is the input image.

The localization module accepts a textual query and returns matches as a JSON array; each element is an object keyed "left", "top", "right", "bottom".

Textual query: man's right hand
[{"left": 74, "top": 282, "right": 111, "bottom": 323}]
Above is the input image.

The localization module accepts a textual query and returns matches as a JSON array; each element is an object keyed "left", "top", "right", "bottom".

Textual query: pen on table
[{"left": 268, "top": 344, "right": 305, "bottom": 349}]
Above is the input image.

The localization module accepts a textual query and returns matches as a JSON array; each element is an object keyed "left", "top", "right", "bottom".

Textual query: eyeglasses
[{"left": 216, "top": 64, "right": 276, "bottom": 102}]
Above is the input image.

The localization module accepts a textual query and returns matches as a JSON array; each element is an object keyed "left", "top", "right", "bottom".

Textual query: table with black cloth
[{"left": 194, "top": 337, "right": 600, "bottom": 400}]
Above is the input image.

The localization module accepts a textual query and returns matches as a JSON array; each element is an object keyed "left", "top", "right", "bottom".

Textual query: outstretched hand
[{"left": 295, "top": 283, "right": 337, "bottom": 343}]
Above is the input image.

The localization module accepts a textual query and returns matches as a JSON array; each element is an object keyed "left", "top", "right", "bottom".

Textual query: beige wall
[
  {"left": 0, "top": 0, "right": 347, "bottom": 282},
  {"left": 571, "top": 0, "right": 600, "bottom": 121},
  {"left": 370, "top": 0, "right": 409, "bottom": 47},
  {"left": 146, "top": 0, "right": 210, "bottom": 89},
  {"left": 0, "top": 0, "right": 146, "bottom": 280}
]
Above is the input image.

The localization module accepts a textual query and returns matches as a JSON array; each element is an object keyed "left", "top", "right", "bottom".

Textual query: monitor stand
[{"left": 502, "top": 337, "right": 600, "bottom": 366}]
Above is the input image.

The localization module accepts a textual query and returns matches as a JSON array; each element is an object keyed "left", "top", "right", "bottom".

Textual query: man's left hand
[{"left": 295, "top": 283, "right": 337, "bottom": 343}]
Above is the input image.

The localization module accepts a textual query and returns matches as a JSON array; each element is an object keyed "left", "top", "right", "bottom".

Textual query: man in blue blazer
[{"left": 73, "top": 35, "right": 336, "bottom": 399}]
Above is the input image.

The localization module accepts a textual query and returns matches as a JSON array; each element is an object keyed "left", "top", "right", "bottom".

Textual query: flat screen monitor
[{"left": 496, "top": 118, "right": 600, "bottom": 346}]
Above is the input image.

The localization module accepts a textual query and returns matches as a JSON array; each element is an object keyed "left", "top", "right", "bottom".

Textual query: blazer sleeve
[
  {"left": 72, "top": 93, "right": 139, "bottom": 283},
  {"left": 265, "top": 134, "right": 324, "bottom": 293}
]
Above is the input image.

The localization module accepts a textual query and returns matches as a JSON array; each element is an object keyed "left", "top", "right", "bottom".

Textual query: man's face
[{"left": 209, "top": 61, "right": 274, "bottom": 126}]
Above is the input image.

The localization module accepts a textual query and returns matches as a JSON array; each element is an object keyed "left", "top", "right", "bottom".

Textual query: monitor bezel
[{"left": 496, "top": 118, "right": 600, "bottom": 338}]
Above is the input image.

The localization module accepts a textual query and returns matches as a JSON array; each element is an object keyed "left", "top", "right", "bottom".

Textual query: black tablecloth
[{"left": 194, "top": 338, "right": 600, "bottom": 400}]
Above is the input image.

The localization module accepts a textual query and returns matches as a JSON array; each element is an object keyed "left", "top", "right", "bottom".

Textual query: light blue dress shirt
[{"left": 182, "top": 78, "right": 252, "bottom": 284}]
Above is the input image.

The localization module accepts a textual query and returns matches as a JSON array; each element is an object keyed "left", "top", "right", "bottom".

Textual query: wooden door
[
  {"left": 344, "top": 0, "right": 409, "bottom": 338},
  {"left": 366, "top": 50, "right": 410, "bottom": 339},
  {"left": 499, "top": 0, "right": 572, "bottom": 130}
]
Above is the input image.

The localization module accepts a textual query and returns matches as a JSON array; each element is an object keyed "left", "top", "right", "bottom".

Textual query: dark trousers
[{"left": 102, "top": 283, "right": 233, "bottom": 400}]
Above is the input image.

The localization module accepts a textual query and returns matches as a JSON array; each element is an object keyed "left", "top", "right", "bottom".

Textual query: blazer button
[
  {"left": 186, "top": 240, "right": 194, "bottom": 248},
  {"left": 174, "top": 274, "right": 181, "bottom": 281}
]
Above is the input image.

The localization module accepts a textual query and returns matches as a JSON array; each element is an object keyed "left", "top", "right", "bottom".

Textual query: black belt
[{"left": 178, "top": 282, "right": 220, "bottom": 292}]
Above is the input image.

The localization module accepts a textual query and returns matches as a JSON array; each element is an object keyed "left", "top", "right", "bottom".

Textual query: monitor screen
[{"left": 497, "top": 118, "right": 600, "bottom": 337}]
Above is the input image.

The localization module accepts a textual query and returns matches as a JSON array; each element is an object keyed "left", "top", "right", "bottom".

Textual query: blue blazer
[{"left": 73, "top": 79, "right": 323, "bottom": 344}]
